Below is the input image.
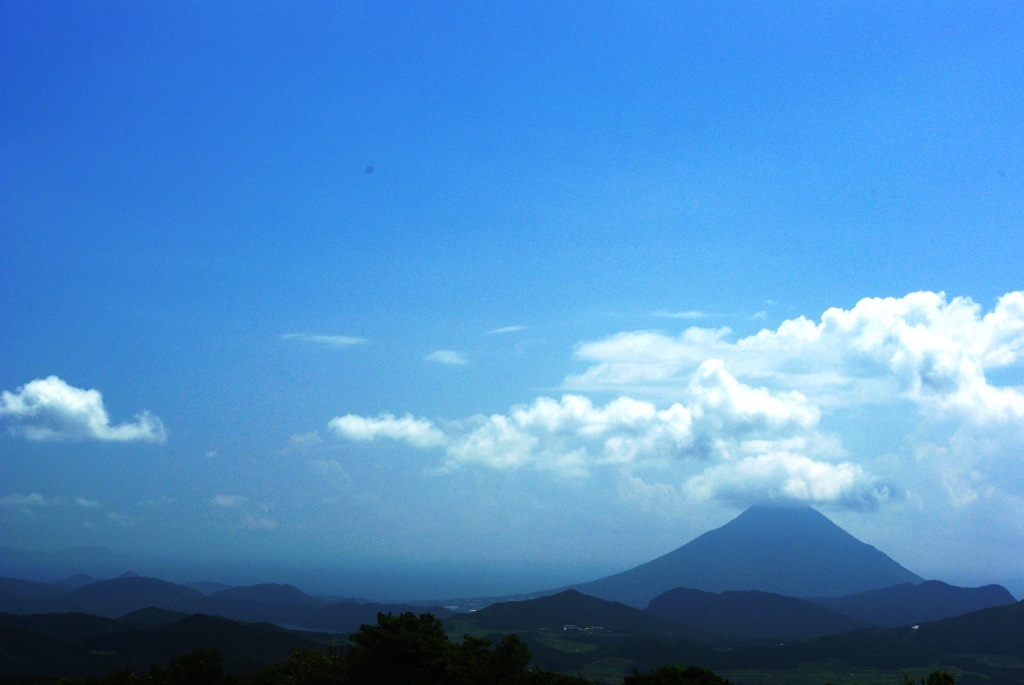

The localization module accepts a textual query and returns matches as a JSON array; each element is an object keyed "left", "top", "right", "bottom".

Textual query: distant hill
[
  {"left": 57, "top": 576, "right": 207, "bottom": 617},
  {"left": 744, "top": 598, "right": 1024, "bottom": 673},
  {"left": 56, "top": 574, "right": 97, "bottom": 589},
  {"left": 809, "top": 579, "right": 1017, "bottom": 628},
  {"left": 904, "top": 598, "right": 1024, "bottom": 657},
  {"left": 645, "top": 587, "right": 871, "bottom": 641},
  {"left": 186, "top": 580, "right": 234, "bottom": 595},
  {"left": 0, "top": 577, "right": 71, "bottom": 599},
  {"left": 0, "top": 578, "right": 69, "bottom": 614},
  {"left": 0, "top": 610, "right": 326, "bottom": 678},
  {"left": 0, "top": 573, "right": 454, "bottom": 634},
  {"left": 452, "top": 589, "right": 675, "bottom": 635},
  {"left": 210, "top": 582, "right": 323, "bottom": 606},
  {"left": 568, "top": 505, "right": 923, "bottom": 606},
  {"left": 83, "top": 613, "right": 324, "bottom": 673}
]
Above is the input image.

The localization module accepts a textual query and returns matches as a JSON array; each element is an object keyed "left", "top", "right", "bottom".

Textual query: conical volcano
[{"left": 570, "top": 505, "right": 922, "bottom": 607}]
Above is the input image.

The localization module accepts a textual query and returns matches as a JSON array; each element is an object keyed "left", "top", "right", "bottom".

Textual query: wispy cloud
[
  {"left": 0, "top": 376, "right": 167, "bottom": 443},
  {"left": 487, "top": 325, "right": 528, "bottom": 335},
  {"left": 282, "top": 333, "right": 367, "bottom": 348},
  {"left": 0, "top": 493, "right": 49, "bottom": 508},
  {"left": 211, "top": 495, "right": 247, "bottom": 508},
  {"left": 425, "top": 350, "right": 468, "bottom": 365},
  {"left": 310, "top": 459, "right": 353, "bottom": 488},
  {"left": 241, "top": 513, "right": 279, "bottom": 531},
  {"left": 0, "top": 492, "right": 53, "bottom": 517},
  {"left": 650, "top": 310, "right": 707, "bottom": 320}
]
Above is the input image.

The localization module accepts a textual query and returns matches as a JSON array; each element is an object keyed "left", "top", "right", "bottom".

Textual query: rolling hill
[
  {"left": 808, "top": 579, "right": 1017, "bottom": 627},
  {"left": 645, "top": 587, "right": 872, "bottom": 640}
]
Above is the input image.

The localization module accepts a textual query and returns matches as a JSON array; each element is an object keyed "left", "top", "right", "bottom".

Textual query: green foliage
[
  {"left": 342, "top": 611, "right": 572, "bottom": 685},
  {"left": 623, "top": 665, "right": 732, "bottom": 685},
  {"left": 901, "top": 671, "right": 956, "bottom": 685}
]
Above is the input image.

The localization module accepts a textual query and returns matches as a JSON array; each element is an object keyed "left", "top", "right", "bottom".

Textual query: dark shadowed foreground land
[
  {"left": 1, "top": 591, "right": 1022, "bottom": 684},
  {"left": 0, "top": 610, "right": 970, "bottom": 685}
]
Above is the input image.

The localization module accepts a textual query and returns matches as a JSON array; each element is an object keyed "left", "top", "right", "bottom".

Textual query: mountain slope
[
  {"left": 570, "top": 505, "right": 922, "bottom": 606},
  {"left": 645, "top": 587, "right": 872, "bottom": 640},
  {"left": 809, "top": 580, "right": 1017, "bottom": 627}
]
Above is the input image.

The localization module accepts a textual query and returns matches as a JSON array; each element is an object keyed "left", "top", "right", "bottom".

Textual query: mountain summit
[{"left": 569, "top": 505, "right": 922, "bottom": 607}]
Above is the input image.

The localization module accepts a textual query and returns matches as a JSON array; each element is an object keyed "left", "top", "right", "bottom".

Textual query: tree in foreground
[
  {"left": 623, "top": 665, "right": 732, "bottom": 685},
  {"left": 286, "top": 611, "right": 590, "bottom": 685},
  {"left": 900, "top": 671, "right": 956, "bottom": 685}
]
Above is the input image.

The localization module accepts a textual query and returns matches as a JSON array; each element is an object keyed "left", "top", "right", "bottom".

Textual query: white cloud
[
  {"left": 0, "top": 376, "right": 167, "bottom": 443},
  {"left": 329, "top": 413, "right": 447, "bottom": 448},
  {"left": 683, "top": 452, "right": 894, "bottom": 511},
  {"left": 425, "top": 350, "right": 468, "bottom": 365},
  {"left": 74, "top": 497, "right": 100, "bottom": 508},
  {"left": 567, "top": 291, "right": 1024, "bottom": 424},
  {"left": 651, "top": 310, "right": 706, "bottom": 320},
  {"left": 310, "top": 459, "right": 353, "bottom": 488},
  {"left": 688, "top": 359, "right": 819, "bottom": 434},
  {"left": 280, "top": 430, "right": 324, "bottom": 454},
  {"left": 487, "top": 325, "right": 528, "bottom": 334},
  {"left": 0, "top": 492, "right": 52, "bottom": 518},
  {"left": 0, "top": 493, "right": 48, "bottom": 508},
  {"left": 105, "top": 511, "right": 133, "bottom": 528},
  {"left": 282, "top": 333, "right": 367, "bottom": 348},
  {"left": 241, "top": 513, "right": 279, "bottom": 531},
  {"left": 211, "top": 495, "right": 247, "bottom": 508},
  {"left": 328, "top": 368, "right": 821, "bottom": 481},
  {"left": 323, "top": 292, "right": 1024, "bottom": 511},
  {"left": 137, "top": 496, "right": 175, "bottom": 506}
]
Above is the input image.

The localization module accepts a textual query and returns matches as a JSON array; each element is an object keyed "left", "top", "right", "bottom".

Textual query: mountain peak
[{"left": 568, "top": 506, "right": 922, "bottom": 607}]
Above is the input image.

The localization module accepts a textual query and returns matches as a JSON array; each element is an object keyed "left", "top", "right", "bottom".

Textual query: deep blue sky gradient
[{"left": 2, "top": 1, "right": 1023, "bottom": 598}]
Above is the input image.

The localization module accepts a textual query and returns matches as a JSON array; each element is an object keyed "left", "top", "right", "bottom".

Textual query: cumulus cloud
[
  {"left": 567, "top": 291, "right": 1024, "bottom": 424},
  {"left": 282, "top": 333, "right": 366, "bottom": 348},
  {"left": 683, "top": 452, "right": 895, "bottom": 511},
  {"left": 328, "top": 365, "right": 825, "bottom": 479},
  {"left": 323, "top": 292, "right": 1024, "bottom": 511},
  {"left": 329, "top": 413, "right": 447, "bottom": 448},
  {"left": 425, "top": 350, "right": 468, "bottom": 365},
  {"left": 0, "top": 376, "right": 167, "bottom": 443}
]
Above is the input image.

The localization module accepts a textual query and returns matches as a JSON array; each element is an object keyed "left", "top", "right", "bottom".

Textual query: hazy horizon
[{"left": 3, "top": 4, "right": 1023, "bottom": 603}]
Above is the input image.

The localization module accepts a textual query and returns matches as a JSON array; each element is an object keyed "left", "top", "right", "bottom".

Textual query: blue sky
[{"left": 2, "top": 1, "right": 1024, "bottom": 599}]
